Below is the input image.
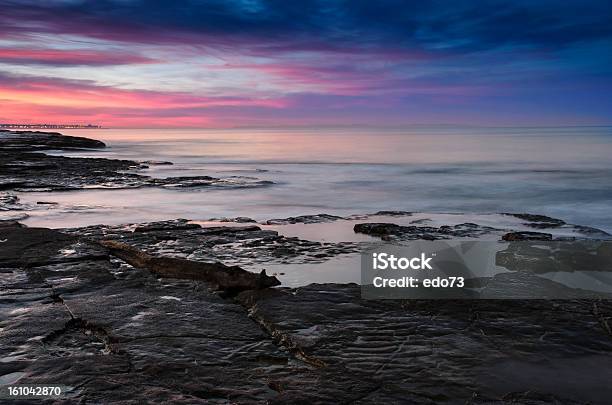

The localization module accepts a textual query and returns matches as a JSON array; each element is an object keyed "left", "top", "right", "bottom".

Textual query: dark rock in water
[
  {"left": 353, "top": 222, "right": 402, "bottom": 235},
  {"left": 0, "top": 151, "right": 147, "bottom": 191},
  {"left": 0, "top": 192, "right": 29, "bottom": 212},
  {"left": 573, "top": 224, "right": 611, "bottom": 238},
  {"left": 216, "top": 216, "right": 257, "bottom": 223},
  {"left": 354, "top": 221, "right": 499, "bottom": 240},
  {"left": 372, "top": 210, "right": 413, "bottom": 216},
  {"left": 502, "top": 213, "right": 566, "bottom": 228},
  {"left": 0, "top": 192, "right": 19, "bottom": 207},
  {"left": 134, "top": 219, "right": 201, "bottom": 233},
  {"left": 0, "top": 151, "right": 275, "bottom": 192},
  {"left": 140, "top": 160, "right": 173, "bottom": 165},
  {"left": 0, "top": 192, "right": 36, "bottom": 219},
  {"left": 502, "top": 231, "right": 553, "bottom": 241},
  {"left": 265, "top": 213, "right": 344, "bottom": 225},
  {"left": 0, "top": 129, "right": 106, "bottom": 150},
  {"left": 0, "top": 130, "right": 274, "bottom": 192}
]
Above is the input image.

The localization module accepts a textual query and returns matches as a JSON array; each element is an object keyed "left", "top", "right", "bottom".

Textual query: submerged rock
[
  {"left": 264, "top": 213, "right": 344, "bottom": 225},
  {"left": 134, "top": 219, "right": 202, "bottom": 233},
  {"left": 354, "top": 221, "right": 498, "bottom": 240},
  {"left": 216, "top": 216, "right": 257, "bottom": 223},
  {"left": 502, "top": 213, "right": 566, "bottom": 228},
  {"left": 502, "top": 231, "right": 553, "bottom": 241},
  {"left": 371, "top": 210, "right": 413, "bottom": 216}
]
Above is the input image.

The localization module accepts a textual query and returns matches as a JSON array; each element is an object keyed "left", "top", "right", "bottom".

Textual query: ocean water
[{"left": 13, "top": 126, "right": 612, "bottom": 232}]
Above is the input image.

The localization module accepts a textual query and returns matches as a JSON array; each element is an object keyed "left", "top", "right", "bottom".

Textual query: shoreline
[{"left": 2, "top": 130, "right": 612, "bottom": 403}]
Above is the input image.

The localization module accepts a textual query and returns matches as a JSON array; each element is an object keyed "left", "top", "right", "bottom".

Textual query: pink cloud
[
  {"left": 0, "top": 72, "right": 288, "bottom": 127},
  {"left": 0, "top": 47, "right": 156, "bottom": 66}
]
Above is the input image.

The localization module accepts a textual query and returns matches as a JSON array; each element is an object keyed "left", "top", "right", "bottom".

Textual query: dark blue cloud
[{"left": 1, "top": 0, "right": 611, "bottom": 54}]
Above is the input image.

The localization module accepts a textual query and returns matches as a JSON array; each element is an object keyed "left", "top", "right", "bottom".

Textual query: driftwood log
[{"left": 99, "top": 240, "right": 280, "bottom": 291}]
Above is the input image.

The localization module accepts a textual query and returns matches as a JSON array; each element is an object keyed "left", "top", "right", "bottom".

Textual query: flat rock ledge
[
  {"left": 2, "top": 220, "right": 612, "bottom": 404},
  {"left": 0, "top": 130, "right": 272, "bottom": 191}
]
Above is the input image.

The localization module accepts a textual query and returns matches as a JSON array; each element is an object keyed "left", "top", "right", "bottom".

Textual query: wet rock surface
[
  {"left": 0, "top": 130, "right": 272, "bottom": 192},
  {"left": 502, "top": 231, "right": 553, "bottom": 241},
  {"left": 1, "top": 223, "right": 290, "bottom": 404},
  {"left": 3, "top": 221, "right": 612, "bottom": 404},
  {"left": 354, "top": 222, "right": 499, "bottom": 241},
  {"left": 238, "top": 285, "right": 612, "bottom": 404},
  {"left": 264, "top": 213, "right": 344, "bottom": 225},
  {"left": 61, "top": 219, "right": 364, "bottom": 268}
]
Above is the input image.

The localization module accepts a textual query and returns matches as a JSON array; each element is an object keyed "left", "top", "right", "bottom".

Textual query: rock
[
  {"left": 264, "top": 213, "right": 344, "bottom": 225},
  {"left": 353, "top": 222, "right": 402, "bottom": 235},
  {"left": 140, "top": 160, "right": 173, "bottom": 165},
  {"left": 354, "top": 222, "right": 499, "bottom": 240},
  {"left": 216, "top": 216, "right": 257, "bottom": 223},
  {"left": 573, "top": 225, "right": 611, "bottom": 238},
  {"left": 0, "top": 226, "right": 75, "bottom": 267},
  {"left": 133, "top": 219, "right": 202, "bottom": 233},
  {"left": 60, "top": 219, "right": 363, "bottom": 268},
  {"left": 0, "top": 129, "right": 106, "bottom": 150},
  {"left": 4, "top": 220, "right": 612, "bottom": 403},
  {"left": 100, "top": 240, "right": 281, "bottom": 292},
  {"left": 0, "top": 131, "right": 274, "bottom": 192},
  {"left": 502, "top": 213, "right": 566, "bottom": 228},
  {"left": 372, "top": 210, "right": 413, "bottom": 216},
  {"left": 237, "top": 284, "right": 612, "bottom": 404},
  {"left": 0, "top": 192, "right": 26, "bottom": 211},
  {"left": 502, "top": 231, "right": 553, "bottom": 241},
  {"left": 0, "top": 229, "right": 293, "bottom": 404},
  {"left": 0, "top": 220, "right": 25, "bottom": 229}
]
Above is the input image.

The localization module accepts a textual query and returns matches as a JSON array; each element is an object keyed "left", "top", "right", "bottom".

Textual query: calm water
[{"left": 13, "top": 127, "right": 612, "bottom": 232}]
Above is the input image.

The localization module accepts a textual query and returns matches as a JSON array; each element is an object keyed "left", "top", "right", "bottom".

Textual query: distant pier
[{"left": 0, "top": 123, "right": 102, "bottom": 129}]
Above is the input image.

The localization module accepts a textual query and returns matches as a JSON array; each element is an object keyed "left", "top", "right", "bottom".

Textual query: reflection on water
[{"left": 9, "top": 126, "right": 612, "bottom": 232}]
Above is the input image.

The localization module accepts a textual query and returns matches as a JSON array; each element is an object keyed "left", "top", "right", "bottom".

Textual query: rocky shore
[
  {"left": 0, "top": 130, "right": 272, "bottom": 193},
  {"left": 2, "top": 131, "right": 612, "bottom": 404}
]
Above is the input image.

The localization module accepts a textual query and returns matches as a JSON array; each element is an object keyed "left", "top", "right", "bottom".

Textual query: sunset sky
[{"left": 0, "top": 0, "right": 611, "bottom": 128}]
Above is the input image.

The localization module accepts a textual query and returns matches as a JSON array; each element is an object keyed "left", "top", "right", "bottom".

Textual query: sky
[{"left": 0, "top": 0, "right": 611, "bottom": 128}]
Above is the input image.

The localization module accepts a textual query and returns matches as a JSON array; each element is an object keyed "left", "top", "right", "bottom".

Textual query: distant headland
[{"left": 0, "top": 123, "right": 102, "bottom": 129}]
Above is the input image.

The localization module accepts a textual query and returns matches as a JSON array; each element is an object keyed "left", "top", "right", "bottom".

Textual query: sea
[{"left": 11, "top": 126, "right": 612, "bottom": 233}]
